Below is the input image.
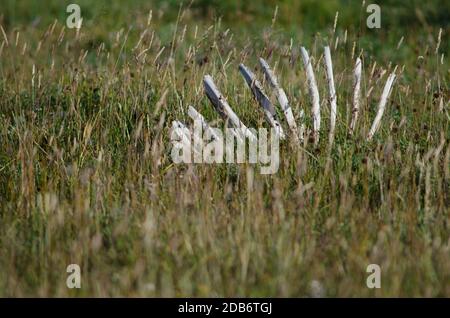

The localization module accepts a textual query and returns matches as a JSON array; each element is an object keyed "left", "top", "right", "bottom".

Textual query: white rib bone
[
  {"left": 350, "top": 57, "right": 362, "bottom": 135},
  {"left": 367, "top": 72, "right": 396, "bottom": 141},
  {"left": 188, "top": 106, "right": 222, "bottom": 142},
  {"left": 173, "top": 120, "right": 202, "bottom": 155},
  {"left": 258, "top": 58, "right": 302, "bottom": 142},
  {"left": 323, "top": 46, "right": 337, "bottom": 143},
  {"left": 238, "top": 63, "right": 285, "bottom": 140},
  {"left": 188, "top": 105, "right": 245, "bottom": 144},
  {"left": 172, "top": 121, "right": 190, "bottom": 145},
  {"left": 300, "top": 47, "right": 321, "bottom": 144},
  {"left": 203, "top": 75, "right": 257, "bottom": 143}
]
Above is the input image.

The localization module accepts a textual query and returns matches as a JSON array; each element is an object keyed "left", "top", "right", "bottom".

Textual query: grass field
[{"left": 0, "top": 0, "right": 448, "bottom": 297}]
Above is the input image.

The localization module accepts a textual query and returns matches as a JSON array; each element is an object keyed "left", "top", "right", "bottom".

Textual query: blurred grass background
[
  {"left": 2, "top": 0, "right": 449, "bottom": 29},
  {"left": 1, "top": 0, "right": 448, "bottom": 64}
]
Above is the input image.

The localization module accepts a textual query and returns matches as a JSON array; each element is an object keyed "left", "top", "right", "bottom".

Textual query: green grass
[{"left": 0, "top": 0, "right": 448, "bottom": 297}]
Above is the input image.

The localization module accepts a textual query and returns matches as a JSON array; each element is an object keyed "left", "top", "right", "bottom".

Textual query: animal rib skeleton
[{"left": 175, "top": 46, "right": 397, "bottom": 150}]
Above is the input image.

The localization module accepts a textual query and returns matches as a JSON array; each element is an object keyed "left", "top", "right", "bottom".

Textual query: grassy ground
[{"left": 0, "top": 1, "right": 448, "bottom": 297}]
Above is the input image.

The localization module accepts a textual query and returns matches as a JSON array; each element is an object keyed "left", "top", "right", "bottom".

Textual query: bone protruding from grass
[
  {"left": 367, "top": 72, "right": 396, "bottom": 141},
  {"left": 188, "top": 106, "right": 222, "bottom": 142},
  {"left": 238, "top": 63, "right": 285, "bottom": 140},
  {"left": 323, "top": 46, "right": 337, "bottom": 145},
  {"left": 174, "top": 120, "right": 203, "bottom": 158},
  {"left": 172, "top": 121, "right": 193, "bottom": 149},
  {"left": 203, "top": 75, "right": 257, "bottom": 142},
  {"left": 350, "top": 57, "right": 362, "bottom": 135},
  {"left": 259, "top": 58, "right": 301, "bottom": 143},
  {"left": 300, "top": 47, "right": 321, "bottom": 144}
]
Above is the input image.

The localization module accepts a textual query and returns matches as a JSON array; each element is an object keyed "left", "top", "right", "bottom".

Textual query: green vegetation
[{"left": 0, "top": 0, "right": 448, "bottom": 296}]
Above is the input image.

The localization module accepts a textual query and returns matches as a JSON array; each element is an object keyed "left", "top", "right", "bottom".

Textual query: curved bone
[
  {"left": 259, "top": 58, "right": 302, "bottom": 142},
  {"left": 172, "top": 120, "right": 202, "bottom": 155},
  {"left": 300, "top": 47, "right": 321, "bottom": 144},
  {"left": 188, "top": 106, "right": 222, "bottom": 142},
  {"left": 323, "top": 46, "right": 337, "bottom": 143},
  {"left": 350, "top": 57, "right": 362, "bottom": 135},
  {"left": 238, "top": 63, "right": 285, "bottom": 140},
  {"left": 367, "top": 73, "right": 396, "bottom": 141},
  {"left": 203, "top": 75, "right": 257, "bottom": 142}
]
